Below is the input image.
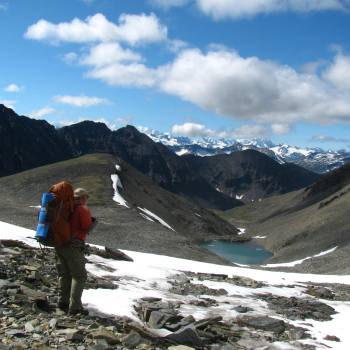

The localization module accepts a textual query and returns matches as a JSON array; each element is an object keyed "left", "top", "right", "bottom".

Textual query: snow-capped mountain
[{"left": 140, "top": 128, "right": 350, "bottom": 174}]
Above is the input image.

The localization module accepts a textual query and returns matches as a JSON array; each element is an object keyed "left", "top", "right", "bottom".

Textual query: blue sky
[{"left": 1, "top": 0, "right": 350, "bottom": 150}]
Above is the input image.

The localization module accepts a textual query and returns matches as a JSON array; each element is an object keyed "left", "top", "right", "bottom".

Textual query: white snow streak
[
  {"left": 111, "top": 172, "right": 129, "bottom": 208},
  {"left": 138, "top": 207, "right": 175, "bottom": 231},
  {"left": 139, "top": 213, "right": 155, "bottom": 222},
  {"left": 262, "top": 247, "right": 338, "bottom": 268},
  {"left": 237, "top": 227, "right": 246, "bottom": 235}
]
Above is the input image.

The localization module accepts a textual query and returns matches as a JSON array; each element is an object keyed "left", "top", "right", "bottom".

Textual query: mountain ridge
[
  {"left": 0, "top": 105, "right": 319, "bottom": 209},
  {"left": 142, "top": 128, "right": 350, "bottom": 174}
]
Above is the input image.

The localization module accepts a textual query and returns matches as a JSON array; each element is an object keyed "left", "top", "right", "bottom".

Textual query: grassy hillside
[
  {"left": 0, "top": 153, "right": 238, "bottom": 264},
  {"left": 221, "top": 171, "right": 350, "bottom": 274}
]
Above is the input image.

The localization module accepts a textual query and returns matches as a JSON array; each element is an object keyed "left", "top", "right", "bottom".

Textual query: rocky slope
[
  {"left": 182, "top": 150, "right": 319, "bottom": 203},
  {"left": 0, "top": 153, "right": 241, "bottom": 263},
  {"left": 222, "top": 163, "right": 350, "bottom": 274},
  {"left": 1, "top": 236, "right": 349, "bottom": 350}
]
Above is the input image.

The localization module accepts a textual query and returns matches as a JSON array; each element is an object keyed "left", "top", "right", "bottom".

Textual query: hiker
[{"left": 55, "top": 187, "right": 94, "bottom": 315}]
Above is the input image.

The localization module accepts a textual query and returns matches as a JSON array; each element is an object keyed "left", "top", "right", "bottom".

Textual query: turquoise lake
[{"left": 201, "top": 240, "right": 273, "bottom": 265}]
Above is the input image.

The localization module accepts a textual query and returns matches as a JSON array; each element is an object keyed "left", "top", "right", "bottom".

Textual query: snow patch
[
  {"left": 140, "top": 213, "right": 155, "bottom": 222},
  {"left": 237, "top": 227, "right": 246, "bottom": 235},
  {"left": 176, "top": 149, "right": 189, "bottom": 156},
  {"left": 262, "top": 247, "right": 338, "bottom": 268},
  {"left": 111, "top": 172, "right": 129, "bottom": 208},
  {"left": 254, "top": 236, "right": 266, "bottom": 239},
  {"left": 2, "top": 220, "right": 350, "bottom": 350},
  {"left": 138, "top": 207, "right": 175, "bottom": 232},
  {"left": 236, "top": 194, "right": 244, "bottom": 200}
]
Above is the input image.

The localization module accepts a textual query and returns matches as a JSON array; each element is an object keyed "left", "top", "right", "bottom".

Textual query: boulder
[
  {"left": 165, "top": 327, "right": 205, "bottom": 347},
  {"left": 237, "top": 316, "right": 286, "bottom": 334}
]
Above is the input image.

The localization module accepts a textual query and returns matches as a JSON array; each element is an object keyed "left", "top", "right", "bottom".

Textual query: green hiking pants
[{"left": 55, "top": 244, "right": 87, "bottom": 312}]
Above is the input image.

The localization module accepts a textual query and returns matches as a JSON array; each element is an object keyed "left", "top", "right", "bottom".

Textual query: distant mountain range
[
  {"left": 141, "top": 128, "right": 350, "bottom": 174},
  {"left": 0, "top": 104, "right": 319, "bottom": 209}
]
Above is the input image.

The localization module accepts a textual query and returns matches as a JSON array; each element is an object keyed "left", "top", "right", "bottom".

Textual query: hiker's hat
[{"left": 74, "top": 188, "right": 89, "bottom": 198}]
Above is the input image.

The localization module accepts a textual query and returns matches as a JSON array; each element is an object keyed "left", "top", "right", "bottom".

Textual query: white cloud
[
  {"left": 323, "top": 54, "right": 350, "bottom": 90},
  {"left": 271, "top": 123, "right": 291, "bottom": 135},
  {"left": 54, "top": 95, "right": 110, "bottom": 107},
  {"left": 171, "top": 122, "right": 269, "bottom": 139},
  {"left": 172, "top": 122, "right": 214, "bottom": 137},
  {"left": 301, "top": 59, "right": 327, "bottom": 75},
  {"left": 25, "top": 13, "right": 167, "bottom": 46},
  {"left": 4, "top": 84, "right": 22, "bottom": 93},
  {"left": 81, "top": 42, "right": 141, "bottom": 67},
  {"left": 231, "top": 124, "right": 268, "bottom": 139},
  {"left": 150, "top": 0, "right": 190, "bottom": 9},
  {"left": 30, "top": 106, "right": 56, "bottom": 118},
  {"left": 86, "top": 62, "right": 158, "bottom": 87},
  {"left": 83, "top": 47, "right": 350, "bottom": 126},
  {"left": 0, "top": 3, "right": 8, "bottom": 11},
  {"left": 78, "top": 45, "right": 350, "bottom": 126},
  {"left": 62, "top": 52, "right": 78, "bottom": 64},
  {"left": 158, "top": 48, "right": 350, "bottom": 125},
  {"left": 0, "top": 99, "right": 16, "bottom": 109},
  {"left": 168, "top": 39, "right": 189, "bottom": 53},
  {"left": 196, "top": 0, "right": 348, "bottom": 20}
]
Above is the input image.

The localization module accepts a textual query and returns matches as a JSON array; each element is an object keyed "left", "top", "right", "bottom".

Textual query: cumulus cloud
[
  {"left": 168, "top": 39, "right": 189, "bottom": 53},
  {"left": 171, "top": 122, "right": 268, "bottom": 139},
  {"left": 82, "top": 47, "right": 350, "bottom": 126},
  {"left": 271, "top": 123, "right": 291, "bottom": 135},
  {"left": 0, "top": 3, "right": 7, "bottom": 11},
  {"left": 231, "top": 124, "right": 268, "bottom": 138},
  {"left": 30, "top": 106, "right": 56, "bottom": 118},
  {"left": 159, "top": 48, "right": 350, "bottom": 125},
  {"left": 323, "top": 54, "right": 350, "bottom": 90},
  {"left": 54, "top": 95, "right": 110, "bottom": 107},
  {"left": 86, "top": 62, "right": 158, "bottom": 87},
  {"left": 4, "top": 84, "right": 22, "bottom": 93},
  {"left": 196, "top": 0, "right": 349, "bottom": 20},
  {"left": 172, "top": 122, "right": 214, "bottom": 137},
  {"left": 301, "top": 59, "right": 328, "bottom": 75},
  {"left": 81, "top": 42, "right": 141, "bottom": 67},
  {"left": 25, "top": 13, "right": 167, "bottom": 46}
]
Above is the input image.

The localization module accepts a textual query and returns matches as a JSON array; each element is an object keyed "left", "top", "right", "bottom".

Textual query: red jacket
[{"left": 70, "top": 204, "right": 92, "bottom": 242}]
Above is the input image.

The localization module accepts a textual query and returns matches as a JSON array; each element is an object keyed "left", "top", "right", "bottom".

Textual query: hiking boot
[{"left": 68, "top": 308, "right": 89, "bottom": 316}]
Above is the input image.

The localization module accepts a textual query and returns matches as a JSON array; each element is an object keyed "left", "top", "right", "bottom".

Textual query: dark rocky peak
[
  {"left": 59, "top": 120, "right": 111, "bottom": 137},
  {"left": 0, "top": 104, "right": 54, "bottom": 131},
  {"left": 113, "top": 125, "right": 170, "bottom": 150},
  {"left": 0, "top": 105, "right": 70, "bottom": 176},
  {"left": 58, "top": 121, "right": 113, "bottom": 156},
  {"left": 305, "top": 163, "right": 350, "bottom": 200}
]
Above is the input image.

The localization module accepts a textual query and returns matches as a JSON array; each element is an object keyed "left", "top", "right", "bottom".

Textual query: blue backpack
[{"left": 35, "top": 192, "right": 56, "bottom": 244}]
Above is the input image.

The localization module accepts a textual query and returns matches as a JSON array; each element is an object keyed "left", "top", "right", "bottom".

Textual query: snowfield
[{"left": 0, "top": 220, "right": 349, "bottom": 349}]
